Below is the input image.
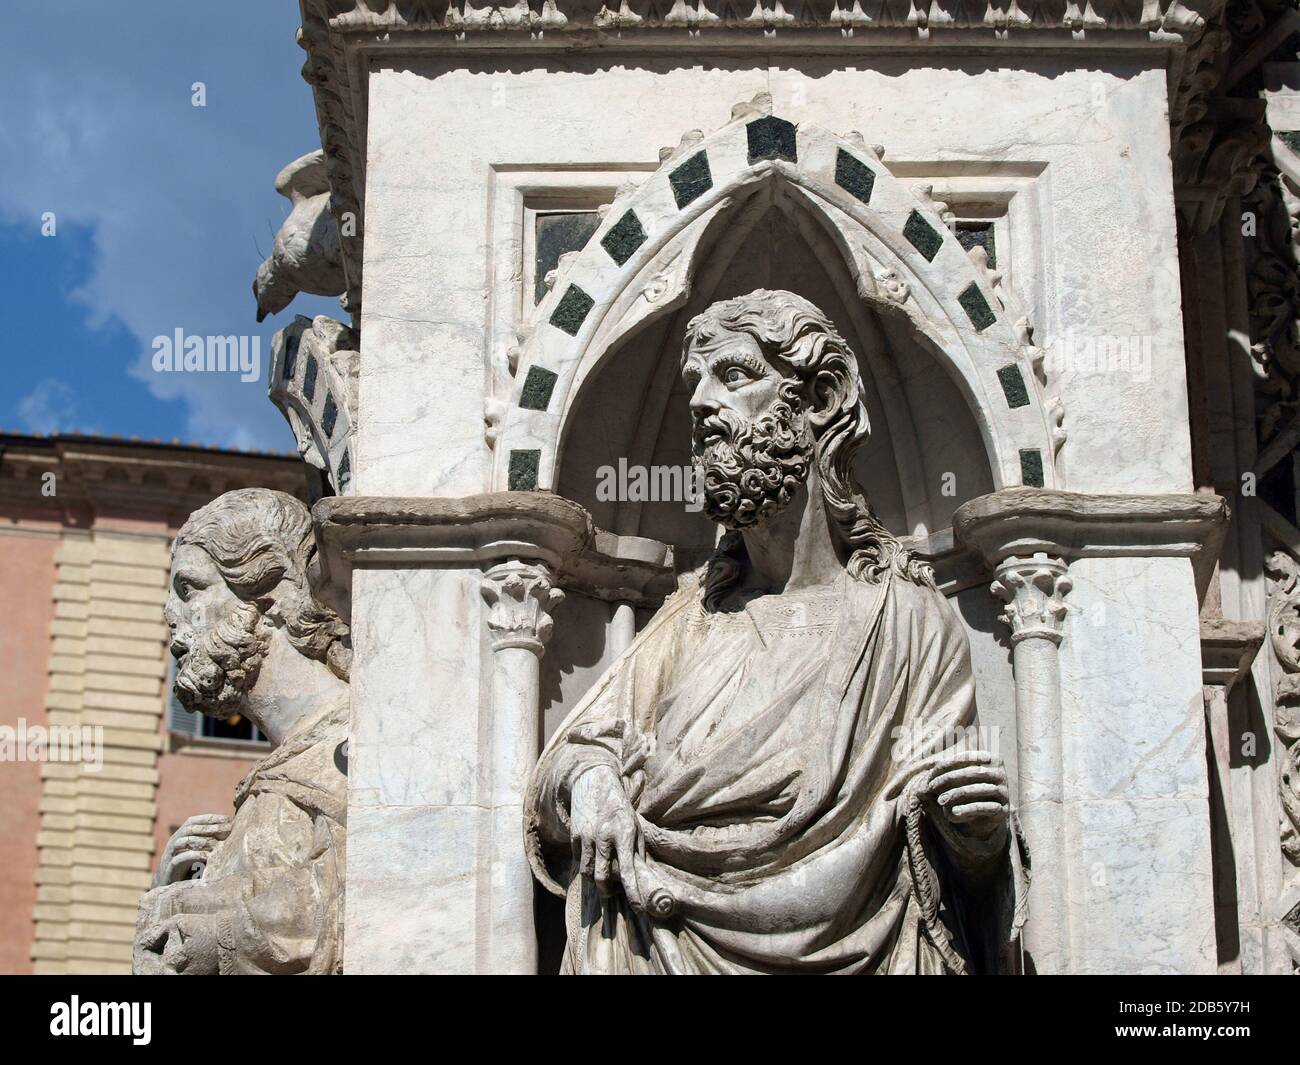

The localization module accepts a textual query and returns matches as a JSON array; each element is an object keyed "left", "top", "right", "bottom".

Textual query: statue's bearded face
[
  {"left": 683, "top": 328, "right": 814, "bottom": 530},
  {"left": 164, "top": 544, "right": 271, "bottom": 720}
]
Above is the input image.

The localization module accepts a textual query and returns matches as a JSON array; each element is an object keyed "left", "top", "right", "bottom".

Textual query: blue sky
[{"left": 0, "top": 1, "right": 339, "bottom": 451}]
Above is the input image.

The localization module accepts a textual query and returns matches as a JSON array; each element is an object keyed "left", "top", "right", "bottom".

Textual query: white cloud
[
  {"left": 18, "top": 379, "right": 97, "bottom": 436},
  {"left": 0, "top": 2, "right": 342, "bottom": 450}
]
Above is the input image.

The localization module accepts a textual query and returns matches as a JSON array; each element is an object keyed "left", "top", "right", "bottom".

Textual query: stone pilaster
[
  {"left": 314, "top": 492, "right": 671, "bottom": 973},
  {"left": 955, "top": 488, "right": 1228, "bottom": 974}
]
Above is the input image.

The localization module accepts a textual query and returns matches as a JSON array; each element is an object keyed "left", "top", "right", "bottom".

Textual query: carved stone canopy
[{"left": 493, "top": 98, "right": 1064, "bottom": 499}]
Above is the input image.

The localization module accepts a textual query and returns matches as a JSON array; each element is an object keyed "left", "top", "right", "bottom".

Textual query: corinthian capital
[
  {"left": 480, "top": 560, "right": 564, "bottom": 655},
  {"left": 990, "top": 554, "right": 1072, "bottom": 645}
]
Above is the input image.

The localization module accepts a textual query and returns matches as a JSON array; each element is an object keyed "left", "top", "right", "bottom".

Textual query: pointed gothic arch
[{"left": 491, "top": 101, "right": 1064, "bottom": 500}]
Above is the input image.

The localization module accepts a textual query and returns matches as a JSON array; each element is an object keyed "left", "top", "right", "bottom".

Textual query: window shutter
[{"left": 165, "top": 659, "right": 200, "bottom": 737}]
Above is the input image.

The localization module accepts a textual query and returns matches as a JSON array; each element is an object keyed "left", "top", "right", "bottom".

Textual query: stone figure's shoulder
[
  {"left": 660, "top": 566, "right": 706, "bottom": 615},
  {"left": 882, "top": 566, "right": 970, "bottom": 646},
  {"left": 235, "top": 702, "right": 350, "bottom": 823}
]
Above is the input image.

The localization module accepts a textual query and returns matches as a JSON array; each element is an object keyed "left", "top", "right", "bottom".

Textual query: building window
[
  {"left": 165, "top": 658, "right": 269, "bottom": 747},
  {"left": 955, "top": 220, "right": 996, "bottom": 268},
  {"left": 532, "top": 211, "right": 601, "bottom": 305}
]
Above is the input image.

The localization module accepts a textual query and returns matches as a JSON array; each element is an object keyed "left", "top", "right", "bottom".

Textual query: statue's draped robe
[
  {"left": 135, "top": 701, "right": 348, "bottom": 975},
  {"left": 526, "top": 569, "right": 1026, "bottom": 974}
]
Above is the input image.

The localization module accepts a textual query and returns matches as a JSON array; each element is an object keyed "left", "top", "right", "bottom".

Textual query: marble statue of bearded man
[
  {"left": 526, "top": 289, "right": 1027, "bottom": 975},
  {"left": 133, "top": 488, "right": 350, "bottom": 975}
]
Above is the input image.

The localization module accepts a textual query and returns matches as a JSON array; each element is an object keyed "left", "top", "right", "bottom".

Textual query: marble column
[
  {"left": 480, "top": 560, "right": 563, "bottom": 974},
  {"left": 610, "top": 600, "right": 636, "bottom": 656},
  {"left": 955, "top": 488, "right": 1228, "bottom": 974},
  {"left": 990, "top": 553, "right": 1071, "bottom": 974},
  {"left": 312, "top": 493, "right": 673, "bottom": 973}
]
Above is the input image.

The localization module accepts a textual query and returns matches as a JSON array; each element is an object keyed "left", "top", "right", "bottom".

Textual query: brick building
[{"left": 0, "top": 433, "right": 317, "bottom": 974}]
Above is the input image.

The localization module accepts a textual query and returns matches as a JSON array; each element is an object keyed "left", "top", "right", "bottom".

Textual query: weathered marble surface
[
  {"left": 344, "top": 565, "right": 484, "bottom": 974},
  {"left": 253, "top": 151, "right": 345, "bottom": 322},
  {"left": 133, "top": 489, "right": 351, "bottom": 975},
  {"left": 525, "top": 291, "right": 1025, "bottom": 973},
  {"left": 358, "top": 59, "right": 1188, "bottom": 498},
  {"left": 302, "top": 20, "right": 1222, "bottom": 974}
]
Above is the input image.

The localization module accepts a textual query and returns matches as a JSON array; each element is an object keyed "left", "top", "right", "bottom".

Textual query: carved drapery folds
[{"left": 134, "top": 489, "right": 351, "bottom": 975}]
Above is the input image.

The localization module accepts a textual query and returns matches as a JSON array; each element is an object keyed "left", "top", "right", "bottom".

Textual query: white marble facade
[{"left": 194, "top": 0, "right": 1300, "bottom": 974}]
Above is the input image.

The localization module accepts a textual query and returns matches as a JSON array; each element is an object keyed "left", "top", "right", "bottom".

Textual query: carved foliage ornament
[
  {"left": 990, "top": 554, "right": 1072, "bottom": 645},
  {"left": 1265, "top": 549, "right": 1300, "bottom": 865},
  {"left": 481, "top": 560, "right": 565, "bottom": 654},
  {"left": 1243, "top": 153, "right": 1300, "bottom": 443},
  {"left": 314, "top": 0, "right": 1227, "bottom": 36}
]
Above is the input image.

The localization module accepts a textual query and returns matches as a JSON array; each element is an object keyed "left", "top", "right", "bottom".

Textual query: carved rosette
[
  {"left": 480, "top": 560, "right": 565, "bottom": 655},
  {"left": 990, "top": 554, "right": 1072, "bottom": 645}
]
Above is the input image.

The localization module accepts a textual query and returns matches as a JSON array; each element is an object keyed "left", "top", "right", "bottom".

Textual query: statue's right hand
[
  {"left": 569, "top": 764, "right": 645, "bottom": 910},
  {"left": 153, "top": 814, "right": 233, "bottom": 889}
]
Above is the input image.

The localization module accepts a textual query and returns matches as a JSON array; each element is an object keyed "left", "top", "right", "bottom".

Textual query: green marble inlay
[
  {"left": 1020, "top": 448, "right": 1044, "bottom": 488},
  {"left": 534, "top": 212, "right": 601, "bottom": 305},
  {"left": 746, "top": 116, "right": 797, "bottom": 164},
  {"left": 509, "top": 449, "right": 541, "bottom": 491},
  {"left": 669, "top": 151, "right": 713, "bottom": 209},
  {"left": 336, "top": 450, "right": 351, "bottom": 491},
  {"left": 1279, "top": 131, "right": 1300, "bottom": 154},
  {"left": 550, "top": 285, "right": 594, "bottom": 336},
  {"left": 322, "top": 392, "right": 339, "bottom": 438},
  {"left": 519, "top": 366, "right": 558, "bottom": 411},
  {"left": 903, "top": 210, "right": 944, "bottom": 262},
  {"left": 303, "top": 354, "right": 318, "bottom": 401},
  {"left": 834, "top": 149, "right": 875, "bottom": 206},
  {"left": 996, "top": 365, "right": 1029, "bottom": 409},
  {"left": 601, "top": 210, "right": 647, "bottom": 267},
  {"left": 959, "top": 281, "right": 997, "bottom": 333},
  {"left": 282, "top": 332, "right": 299, "bottom": 380}
]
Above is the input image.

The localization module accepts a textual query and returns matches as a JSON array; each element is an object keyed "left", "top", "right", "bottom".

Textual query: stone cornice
[
  {"left": 313, "top": 490, "right": 676, "bottom": 603},
  {"left": 952, "top": 487, "right": 1230, "bottom": 597},
  {"left": 297, "top": 0, "right": 1225, "bottom": 318},
  {"left": 0, "top": 435, "right": 315, "bottom": 531},
  {"left": 312, "top": 0, "right": 1221, "bottom": 37},
  {"left": 1200, "top": 617, "right": 1265, "bottom": 689}
]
